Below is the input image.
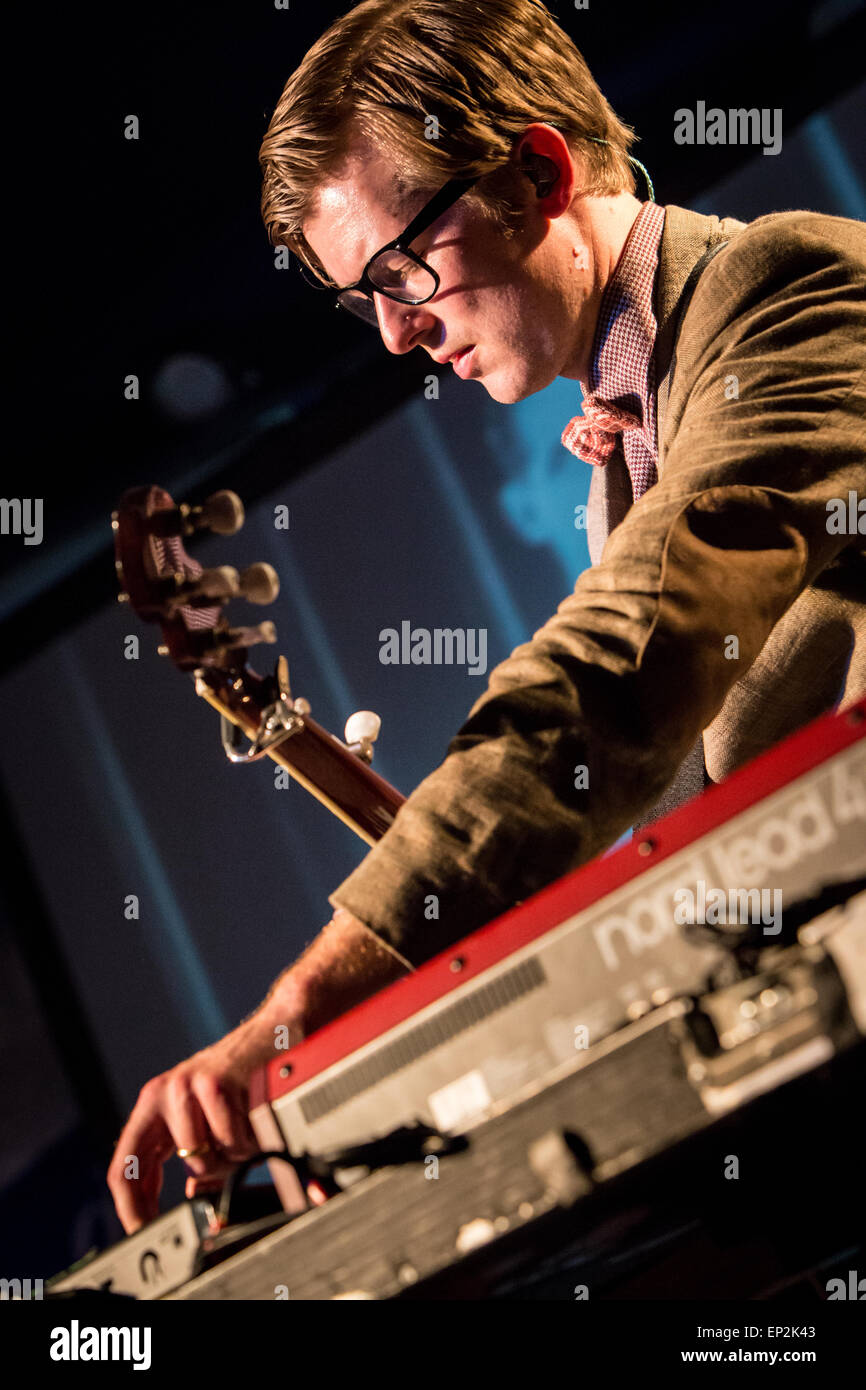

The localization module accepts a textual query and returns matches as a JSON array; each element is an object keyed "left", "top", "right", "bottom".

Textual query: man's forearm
[
  {"left": 268, "top": 907, "right": 410, "bottom": 1035},
  {"left": 223, "top": 909, "right": 409, "bottom": 1074}
]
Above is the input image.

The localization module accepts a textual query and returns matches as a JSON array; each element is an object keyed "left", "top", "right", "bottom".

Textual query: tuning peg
[
  {"left": 238, "top": 562, "right": 280, "bottom": 605},
  {"left": 180, "top": 566, "right": 240, "bottom": 601},
  {"left": 188, "top": 490, "right": 245, "bottom": 536},
  {"left": 142, "top": 490, "right": 245, "bottom": 540},
  {"left": 344, "top": 710, "right": 381, "bottom": 763},
  {"left": 213, "top": 621, "right": 277, "bottom": 652},
  {"left": 276, "top": 654, "right": 292, "bottom": 701}
]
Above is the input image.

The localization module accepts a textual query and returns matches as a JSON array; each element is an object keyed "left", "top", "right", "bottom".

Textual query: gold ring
[{"left": 176, "top": 1142, "right": 212, "bottom": 1160}]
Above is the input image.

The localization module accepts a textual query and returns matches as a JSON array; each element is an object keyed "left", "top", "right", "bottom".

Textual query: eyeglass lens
[{"left": 339, "top": 249, "right": 437, "bottom": 324}]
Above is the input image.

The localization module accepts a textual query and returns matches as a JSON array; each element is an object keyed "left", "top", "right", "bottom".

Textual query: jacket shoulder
[
  {"left": 659, "top": 207, "right": 866, "bottom": 455},
  {"left": 701, "top": 208, "right": 866, "bottom": 293},
  {"left": 676, "top": 207, "right": 866, "bottom": 348}
]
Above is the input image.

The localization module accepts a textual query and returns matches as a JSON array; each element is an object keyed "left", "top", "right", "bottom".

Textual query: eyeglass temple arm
[{"left": 394, "top": 176, "right": 481, "bottom": 250}]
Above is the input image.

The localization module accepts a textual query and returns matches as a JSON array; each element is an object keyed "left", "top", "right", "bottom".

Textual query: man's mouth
[{"left": 450, "top": 345, "right": 476, "bottom": 378}]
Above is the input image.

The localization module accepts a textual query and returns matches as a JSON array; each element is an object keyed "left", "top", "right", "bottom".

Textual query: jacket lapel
[
  {"left": 654, "top": 205, "right": 747, "bottom": 461},
  {"left": 584, "top": 204, "right": 746, "bottom": 565},
  {"left": 586, "top": 441, "right": 631, "bottom": 567}
]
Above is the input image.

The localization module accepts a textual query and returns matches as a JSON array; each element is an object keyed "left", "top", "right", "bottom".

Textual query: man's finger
[
  {"left": 162, "top": 1074, "right": 216, "bottom": 1177},
  {"left": 191, "top": 1073, "right": 258, "bottom": 1158},
  {"left": 108, "top": 1106, "right": 174, "bottom": 1234}
]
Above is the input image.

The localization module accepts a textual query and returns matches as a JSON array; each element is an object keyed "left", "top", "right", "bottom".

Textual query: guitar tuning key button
[
  {"left": 189, "top": 566, "right": 240, "bottom": 600},
  {"left": 207, "top": 565, "right": 240, "bottom": 597},
  {"left": 214, "top": 621, "right": 277, "bottom": 652},
  {"left": 276, "top": 654, "right": 292, "bottom": 701},
  {"left": 345, "top": 711, "right": 381, "bottom": 744},
  {"left": 163, "top": 566, "right": 240, "bottom": 609},
  {"left": 189, "top": 490, "right": 245, "bottom": 535},
  {"left": 345, "top": 710, "right": 382, "bottom": 762},
  {"left": 238, "top": 562, "right": 280, "bottom": 605}
]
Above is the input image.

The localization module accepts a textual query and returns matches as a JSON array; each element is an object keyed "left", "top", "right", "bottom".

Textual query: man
[{"left": 108, "top": 0, "right": 865, "bottom": 1232}]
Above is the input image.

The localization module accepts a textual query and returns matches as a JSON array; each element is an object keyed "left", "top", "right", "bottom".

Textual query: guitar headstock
[
  {"left": 112, "top": 484, "right": 280, "bottom": 679},
  {"left": 113, "top": 484, "right": 404, "bottom": 843}
]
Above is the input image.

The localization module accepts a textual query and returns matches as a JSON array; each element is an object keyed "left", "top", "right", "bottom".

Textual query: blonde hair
[{"left": 259, "top": 0, "right": 637, "bottom": 279}]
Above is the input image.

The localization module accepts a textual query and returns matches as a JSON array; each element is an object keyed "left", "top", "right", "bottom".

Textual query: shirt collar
[{"left": 585, "top": 200, "right": 666, "bottom": 412}]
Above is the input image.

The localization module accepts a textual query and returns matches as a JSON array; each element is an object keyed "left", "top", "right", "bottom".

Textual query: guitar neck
[{"left": 197, "top": 684, "right": 405, "bottom": 845}]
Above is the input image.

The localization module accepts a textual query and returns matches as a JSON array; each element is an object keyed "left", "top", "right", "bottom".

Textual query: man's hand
[
  {"left": 107, "top": 909, "right": 408, "bottom": 1233},
  {"left": 107, "top": 1037, "right": 263, "bottom": 1234}
]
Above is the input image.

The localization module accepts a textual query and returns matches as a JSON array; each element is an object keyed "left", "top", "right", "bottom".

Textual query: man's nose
[{"left": 374, "top": 293, "right": 435, "bottom": 354}]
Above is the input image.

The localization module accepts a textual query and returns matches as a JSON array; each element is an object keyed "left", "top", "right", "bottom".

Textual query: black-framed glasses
[{"left": 297, "top": 174, "right": 482, "bottom": 327}]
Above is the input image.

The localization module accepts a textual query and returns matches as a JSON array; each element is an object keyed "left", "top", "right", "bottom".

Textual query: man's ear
[
  {"left": 521, "top": 152, "right": 560, "bottom": 198},
  {"left": 513, "top": 126, "right": 576, "bottom": 215}
]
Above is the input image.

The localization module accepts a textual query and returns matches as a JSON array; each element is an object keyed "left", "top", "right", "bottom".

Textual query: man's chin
[
  {"left": 473, "top": 354, "right": 559, "bottom": 404},
  {"left": 482, "top": 374, "right": 546, "bottom": 406}
]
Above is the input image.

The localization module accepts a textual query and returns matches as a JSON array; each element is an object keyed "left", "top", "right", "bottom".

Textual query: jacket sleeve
[{"left": 330, "top": 212, "right": 866, "bottom": 966}]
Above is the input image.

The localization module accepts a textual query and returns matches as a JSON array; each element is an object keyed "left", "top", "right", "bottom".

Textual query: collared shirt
[{"left": 578, "top": 200, "right": 666, "bottom": 500}]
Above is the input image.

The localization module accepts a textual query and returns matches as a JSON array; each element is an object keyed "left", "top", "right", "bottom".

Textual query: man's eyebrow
[
  {"left": 389, "top": 176, "right": 415, "bottom": 220},
  {"left": 308, "top": 183, "right": 427, "bottom": 290}
]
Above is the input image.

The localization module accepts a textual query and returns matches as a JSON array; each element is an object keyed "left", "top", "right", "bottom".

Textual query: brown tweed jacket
[{"left": 331, "top": 204, "right": 866, "bottom": 968}]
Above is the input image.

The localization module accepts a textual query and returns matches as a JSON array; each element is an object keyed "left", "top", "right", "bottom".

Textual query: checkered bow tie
[{"left": 561, "top": 394, "right": 643, "bottom": 468}]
